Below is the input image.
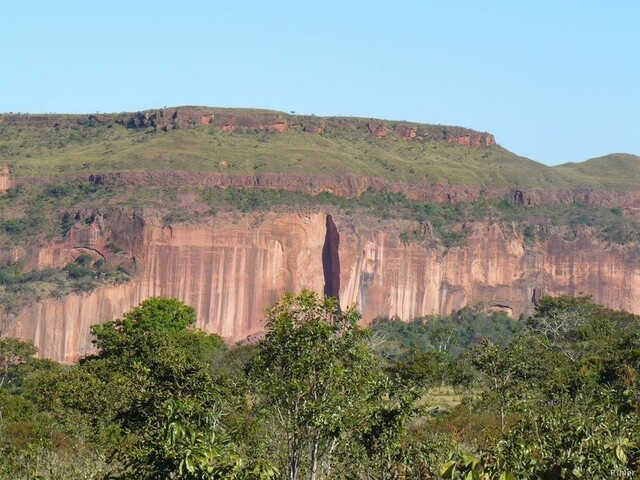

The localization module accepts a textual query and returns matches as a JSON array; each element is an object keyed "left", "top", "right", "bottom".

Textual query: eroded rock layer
[
  {"left": 0, "top": 107, "right": 496, "bottom": 146},
  {"left": 5, "top": 211, "right": 640, "bottom": 363}
]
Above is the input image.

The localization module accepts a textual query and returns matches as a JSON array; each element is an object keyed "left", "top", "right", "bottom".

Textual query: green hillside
[
  {"left": 554, "top": 153, "right": 640, "bottom": 189},
  {"left": 1, "top": 107, "right": 638, "bottom": 189},
  {"left": 0, "top": 108, "right": 562, "bottom": 188}
]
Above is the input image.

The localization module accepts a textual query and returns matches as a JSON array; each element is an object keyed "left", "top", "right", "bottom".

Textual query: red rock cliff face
[
  {"left": 338, "top": 220, "right": 640, "bottom": 320},
  {"left": 5, "top": 211, "right": 640, "bottom": 363},
  {"left": 6, "top": 212, "right": 327, "bottom": 362}
]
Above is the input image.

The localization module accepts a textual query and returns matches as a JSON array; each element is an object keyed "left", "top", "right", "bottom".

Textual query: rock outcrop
[
  {"left": 447, "top": 133, "right": 496, "bottom": 147},
  {"left": 0, "top": 107, "right": 496, "bottom": 147},
  {"left": 5, "top": 210, "right": 640, "bottom": 363},
  {"left": 13, "top": 171, "right": 640, "bottom": 210},
  {"left": 0, "top": 165, "right": 11, "bottom": 193}
]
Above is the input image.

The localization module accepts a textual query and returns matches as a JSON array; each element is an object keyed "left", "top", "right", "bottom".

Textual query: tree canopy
[{"left": 1, "top": 293, "right": 639, "bottom": 478}]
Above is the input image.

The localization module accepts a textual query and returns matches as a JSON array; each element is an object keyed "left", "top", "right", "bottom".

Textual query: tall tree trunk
[
  {"left": 289, "top": 437, "right": 300, "bottom": 480},
  {"left": 310, "top": 432, "right": 320, "bottom": 480},
  {"left": 323, "top": 439, "right": 337, "bottom": 479}
]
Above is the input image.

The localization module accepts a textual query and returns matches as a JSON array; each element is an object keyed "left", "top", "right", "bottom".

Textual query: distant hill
[{"left": 554, "top": 153, "right": 640, "bottom": 189}]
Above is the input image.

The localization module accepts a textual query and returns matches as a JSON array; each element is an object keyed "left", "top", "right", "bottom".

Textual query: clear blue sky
[{"left": 1, "top": 1, "right": 639, "bottom": 165}]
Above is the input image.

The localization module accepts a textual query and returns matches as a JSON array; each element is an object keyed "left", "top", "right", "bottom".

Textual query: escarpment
[
  {"left": 5, "top": 209, "right": 640, "bottom": 363},
  {"left": 2, "top": 106, "right": 640, "bottom": 363}
]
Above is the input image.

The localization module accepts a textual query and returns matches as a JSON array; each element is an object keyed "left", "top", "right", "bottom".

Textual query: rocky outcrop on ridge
[{"left": 0, "top": 107, "right": 496, "bottom": 147}]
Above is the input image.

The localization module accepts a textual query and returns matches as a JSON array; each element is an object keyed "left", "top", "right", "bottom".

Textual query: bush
[
  {"left": 105, "top": 240, "right": 124, "bottom": 254},
  {"left": 45, "top": 185, "right": 72, "bottom": 198},
  {"left": 63, "top": 263, "right": 94, "bottom": 280}
]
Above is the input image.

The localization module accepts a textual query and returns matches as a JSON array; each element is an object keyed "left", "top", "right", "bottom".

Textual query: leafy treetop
[{"left": 90, "top": 297, "right": 198, "bottom": 359}]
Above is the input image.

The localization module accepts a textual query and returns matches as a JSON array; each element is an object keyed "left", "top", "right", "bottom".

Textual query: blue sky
[{"left": 1, "top": 1, "right": 638, "bottom": 165}]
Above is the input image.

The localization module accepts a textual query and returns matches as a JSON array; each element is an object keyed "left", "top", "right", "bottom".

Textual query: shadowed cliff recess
[{"left": 322, "top": 214, "right": 341, "bottom": 303}]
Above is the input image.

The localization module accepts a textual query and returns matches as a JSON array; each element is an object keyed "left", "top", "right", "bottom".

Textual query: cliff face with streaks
[
  {"left": 5, "top": 212, "right": 326, "bottom": 362},
  {"left": 5, "top": 210, "right": 640, "bottom": 363},
  {"left": 338, "top": 220, "right": 640, "bottom": 320}
]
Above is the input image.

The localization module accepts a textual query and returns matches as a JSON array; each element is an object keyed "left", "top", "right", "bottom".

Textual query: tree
[
  {"left": 489, "top": 387, "right": 640, "bottom": 477},
  {"left": 81, "top": 298, "right": 262, "bottom": 479},
  {"left": 468, "top": 338, "right": 539, "bottom": 432},
  {"left": 90, "top": 296, "right": 200, "bottom": 359},
  {"left": 389, "top": 350, "right": 453, "bottom": 388},
  {"left": 0, "top": 338, "right": 36, "bottom": 388},
  {"left": 526, "top": 295, "right": 612, "bottom": 362},
  {"left": 249, "top": 290, "right": 390, "bottom": 480}
]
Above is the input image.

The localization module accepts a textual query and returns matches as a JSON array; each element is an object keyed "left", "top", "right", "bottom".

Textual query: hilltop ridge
[
  {"left": 0, "top": 105, "right": 496, "bottom": 146},
  {"left": 555, "top": 153, "right": 640, "bottom": 189},
  {"left": 0, "top": 106, "right": 638, "bottom": 190},
  {"left": 0, "top": 106, "right": 557, "bottom": 189}
]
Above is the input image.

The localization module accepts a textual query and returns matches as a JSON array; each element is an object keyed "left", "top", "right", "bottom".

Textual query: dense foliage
[
  {"left": 371, "top": 305, "right": 521, "bottom": 358},
  {"left": 0, "top": 293, "right": 639, "bottom": 478}
]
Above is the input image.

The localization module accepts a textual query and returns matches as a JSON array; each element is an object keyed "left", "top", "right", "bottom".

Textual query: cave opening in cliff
[{"left": 322, "top": 214, "right": 341, "bottom": 304}]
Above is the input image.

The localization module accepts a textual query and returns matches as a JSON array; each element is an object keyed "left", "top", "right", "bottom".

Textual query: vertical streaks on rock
[
  {"left": 6, "top": 213, "right": 328, "bottom": 362},
  {"left": 7, "top": 211, "right": 640, "bottom": 363}
]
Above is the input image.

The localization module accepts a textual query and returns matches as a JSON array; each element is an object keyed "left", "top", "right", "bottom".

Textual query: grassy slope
[
  {"left": 554, "top": 153, "right": 640, "bottom": 189},
  {"left": 1, "top": 108, "right": 638, "bottom": 189},
  {"left": 0, "top": 115, "right": 566, "bottom": 188}
]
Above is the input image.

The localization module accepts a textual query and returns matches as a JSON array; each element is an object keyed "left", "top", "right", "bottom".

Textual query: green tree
[
  {"left": 468, "top": 338, "right": 539, "bottom": 432},
  {"left": 90, "top": 296, "right": 200, "bottom": 359},
  {"left": 249, "top": 290, "right": 393, "bottom": 480},
  {"left": 389, "top": 351, "right": 453, "bottom": 388},
  {"left": 527, "top": 295, "right": 613, "bottom": 362},
  {"left": 490, "top": 387, "right": 640, "bottom": 477},
  {"left": 0, "top": 338, "right": 37, "bottom": 389},
  {"left": 66, "top": 297, "right": 267, "bottom": 479}
]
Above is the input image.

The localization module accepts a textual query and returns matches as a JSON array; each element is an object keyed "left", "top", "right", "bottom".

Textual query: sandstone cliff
[
  {"left": 5, "top": 210, "right": 640, "bottom": 363},
  {"left": 3, "top": 108, "right": 639, "bottom": 364}
]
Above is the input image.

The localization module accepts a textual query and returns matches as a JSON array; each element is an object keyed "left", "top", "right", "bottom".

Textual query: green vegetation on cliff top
[{"left": 1, "top": 107, "right": 637, "bottom": 189}]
